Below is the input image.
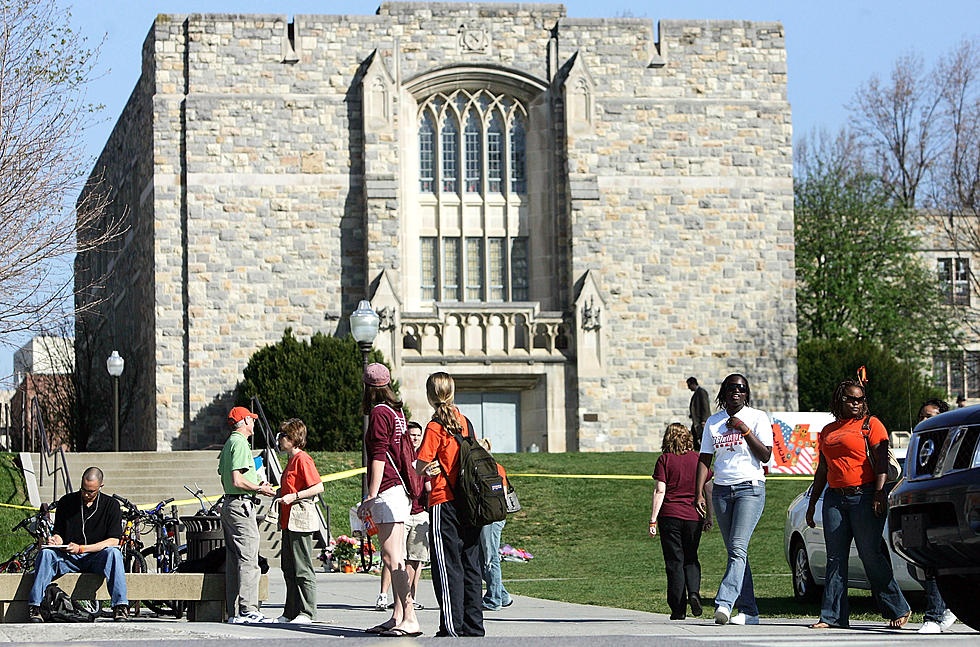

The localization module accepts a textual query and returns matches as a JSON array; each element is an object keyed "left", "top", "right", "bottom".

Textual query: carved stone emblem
[
  {"left": 378, "top": 306, "right": 396, "bottom": 332},
  {"left": 581, "top": 297, "right": 601, "bottom": 331},
  {"left": 458, "top": 25, "right": 490, "bottom": 54}
]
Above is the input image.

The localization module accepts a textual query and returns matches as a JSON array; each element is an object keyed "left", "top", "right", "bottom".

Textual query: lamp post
[
  {"left": 106, "top": 351, "right": 125, "bottom": 452},
  {"left": 349, "top": 300, "right": 380, "bottom": 498}
]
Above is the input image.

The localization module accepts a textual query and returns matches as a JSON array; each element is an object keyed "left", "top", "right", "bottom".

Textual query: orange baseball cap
[{"left": 228, "top": 406, "right": 258, "bottom": 424}]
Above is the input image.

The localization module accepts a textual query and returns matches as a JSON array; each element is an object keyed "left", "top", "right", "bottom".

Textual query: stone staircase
[{"left": 24, "top": 451, "right": 295, "bottom": 566}]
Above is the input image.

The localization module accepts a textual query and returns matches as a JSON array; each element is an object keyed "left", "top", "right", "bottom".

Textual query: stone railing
[{"left": 400, "top": 303, "right": 572, "bottom": 360}]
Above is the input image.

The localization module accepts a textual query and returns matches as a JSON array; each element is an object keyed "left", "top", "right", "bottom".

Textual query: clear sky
[{"left": 1, "top": 0, "right": 977, "bottom": 386}]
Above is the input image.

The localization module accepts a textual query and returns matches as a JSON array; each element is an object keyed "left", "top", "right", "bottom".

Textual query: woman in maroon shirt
[
  {"left": 357, "top": 363, "right": 421, "bottom": 637},
  {"left": 649, "top": 422, "right": 713, "bottom": 620}
]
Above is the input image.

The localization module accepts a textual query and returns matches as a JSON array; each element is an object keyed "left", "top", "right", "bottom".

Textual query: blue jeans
[
  {"left": 820, "top": 490, "right": 910, "bottom": 626},
  {"left": 29, "top": 546, "right": 128, "bottom": 607},
  {"left": 712, "top": 482, "right": 765, "bottom": 616},
  {"left": 479, "top": 520, "right": 512, "bottom": 609}
]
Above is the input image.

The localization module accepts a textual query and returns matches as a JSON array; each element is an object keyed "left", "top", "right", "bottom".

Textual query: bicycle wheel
[
  {"left": 124, "top": 548, "right": 147, "bottom": 618},
  {"left": 140, "top": 544, "right": 183, "bottom": 617},
  {"left": 0, "top": 560, "right": 22, "bottom": 573}
]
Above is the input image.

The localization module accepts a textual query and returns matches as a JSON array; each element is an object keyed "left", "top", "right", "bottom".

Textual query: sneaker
[
  {"left": 232, "top": 611, "right": 274, "bottom": 624},
  {"left": 113, "top": 605, "right": 130, "bottom": 622},
  {"left": 714, "top": 606, "right": 731, "bottom": 625},
  {"left": 290, "top": 614, "right": 313, "bottom": 624},
  {"left": 729, "top": 612, "right": 760, "bottom": 625},
  {"left": 28, "top": 605, "right": 43, "bottom": 623},
  {"left": 918, "top": 621, "right": 941, "bottom": 634},
  {"left": 940, "top": 610, "right": 957, "bottom": 632},
  {"left": 501, "top": 598, "right": 513, "bottom": 608},
  {"left": 375, "top": 593, "right": 389, "bottom": 611}
]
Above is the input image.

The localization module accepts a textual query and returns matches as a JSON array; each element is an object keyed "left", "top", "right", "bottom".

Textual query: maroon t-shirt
[
  {"left": 653, "top": 451, "right": 710, "bottom": 522},
  {"left": 366, "top": 404, "right": 407, "bottom": 494}
]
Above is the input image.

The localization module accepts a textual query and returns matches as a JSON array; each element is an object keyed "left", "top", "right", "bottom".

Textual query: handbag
[
  {"left": 287, "top": 496, "right": 320, "bottom": 533},
  {"left": 861, "top": 416, "right": 902, "bottom": 482},
  {"left": 504, "top": 482, "right": 521, "bottom": 513}
]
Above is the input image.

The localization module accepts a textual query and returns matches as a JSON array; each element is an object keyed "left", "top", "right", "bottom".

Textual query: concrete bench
[{"left": 0, "top": 573, "right": 269, "bottom": 623}]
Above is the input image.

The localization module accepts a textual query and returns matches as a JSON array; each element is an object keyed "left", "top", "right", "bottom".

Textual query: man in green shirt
[{"left": 218, "top": 406, "right": 275, "bottom": 623}]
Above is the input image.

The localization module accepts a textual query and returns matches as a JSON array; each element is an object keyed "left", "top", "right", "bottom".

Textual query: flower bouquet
[{"left": 330, "top": 534, "right": 359, "bottom": 571}]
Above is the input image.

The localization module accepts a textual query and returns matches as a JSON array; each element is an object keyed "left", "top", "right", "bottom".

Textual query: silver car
[{"left": 783, "top": 447, "right": 920, "bottom": 602}]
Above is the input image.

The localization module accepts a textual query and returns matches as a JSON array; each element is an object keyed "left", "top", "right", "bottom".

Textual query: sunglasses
[
  {"left": 724, "top": 383, "right": 748, "bottom": 394},
  {"left": 842, "top": 395, "right": 866, "bottom": 404}
]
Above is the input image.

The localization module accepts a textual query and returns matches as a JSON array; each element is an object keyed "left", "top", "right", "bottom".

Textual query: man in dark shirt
[
  {"left": 28, "top": 466, "right": 129, "bottom": 622},
  {"left": 687, "top": 377, "right": 711, "bottom": 446}
]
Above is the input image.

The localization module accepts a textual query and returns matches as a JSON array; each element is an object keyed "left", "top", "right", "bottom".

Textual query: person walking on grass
[
  {"left": 358, "top": 363, "right": 422, "bottom": 638},
  {"left": 694, "top": 373, "right": 772, "bottom": 626},
  {"left": 272, "top": 418, "right": 324, "bottom": 624},
  {"left": 805, "top": 379, "right": 911, "bottom": 630},
  {"left": 416, "top": 371, "right": 485, "bottom": 637},
  {"left": 649, "top": 422, "right": 712, "bottom": 620}
]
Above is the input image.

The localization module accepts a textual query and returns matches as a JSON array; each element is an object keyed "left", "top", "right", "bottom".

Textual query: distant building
[
  {"left": 9, "top": 337, "right": 75, "bottom": 451},
  {"left": 77, "top": 2, "right": 798, "bottom": 451}
]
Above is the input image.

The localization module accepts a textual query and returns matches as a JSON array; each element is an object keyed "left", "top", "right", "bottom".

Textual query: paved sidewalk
[{"left": 0, "top": 568, "right": 974, "bottom": 644}]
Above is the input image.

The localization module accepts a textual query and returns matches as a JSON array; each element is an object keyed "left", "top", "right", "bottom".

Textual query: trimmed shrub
[
  {"left": 798, "top": 338, "right": 945, "bottom": 432},
  {"left": 236, "top": 329, "right": 399, "bottom": 451}
]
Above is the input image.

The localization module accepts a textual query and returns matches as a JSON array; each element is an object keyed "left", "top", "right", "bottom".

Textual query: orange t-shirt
[
  {"left": 818, "top": 416, "right": 888, "bottom": 488},
  {"left": 417, "top": 409, "right": 470, "bottom": 507},
  {"left": 278, "top": 450, "right": 322, "bottom": 530}
]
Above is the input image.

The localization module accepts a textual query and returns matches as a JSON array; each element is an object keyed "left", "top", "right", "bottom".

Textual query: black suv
[{"left": 889, "top": 405, "right": 980, "bottom": 632}]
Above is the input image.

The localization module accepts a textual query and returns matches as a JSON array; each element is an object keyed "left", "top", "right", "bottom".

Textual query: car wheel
[
  {"left": 937, "top": 574, "right": 980, "bottom": 632},
  {"left": 792, "top": 540, "right": 821, "bottom": 603}
]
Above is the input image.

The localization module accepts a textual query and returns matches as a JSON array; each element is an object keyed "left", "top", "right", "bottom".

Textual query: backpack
[
  {"left": 448, "top": 417, "right": 507, "bottom": 527},
  {"left": 378, "top": 405, "right": 424, "bottom": 500},
  {"left": 39, "top": 583, "right": 97, "bottom": 623}
]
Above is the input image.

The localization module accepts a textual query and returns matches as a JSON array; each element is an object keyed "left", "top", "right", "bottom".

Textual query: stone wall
[{"left": 78, "top": 3, "right": 796, "bottom": 450}]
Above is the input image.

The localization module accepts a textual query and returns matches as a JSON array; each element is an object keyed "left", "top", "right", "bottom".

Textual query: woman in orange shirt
[
  {"left": 805, "top": 379, "right": 911, "bottom": 630},
  {"left": 416, "top": 372, "right": 484, "bottom": 637}
]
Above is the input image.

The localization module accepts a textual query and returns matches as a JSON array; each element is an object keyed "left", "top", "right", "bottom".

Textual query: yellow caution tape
[
  {"left": 322, "top": 467, "right": 366, "bottom": 483},
  {"left": 0, "top": 502, "right": 41, "bottom": 511}
]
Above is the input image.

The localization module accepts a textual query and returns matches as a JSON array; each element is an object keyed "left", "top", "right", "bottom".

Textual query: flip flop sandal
[
  {"left": 808, "top": 622, "right": 832, "bottom": 629},
  {"left": 380, "top": 628, "right": 423, "bottom": 637},
  {"left": 365, "top": 624, "right": 393, "bottom": 634}
]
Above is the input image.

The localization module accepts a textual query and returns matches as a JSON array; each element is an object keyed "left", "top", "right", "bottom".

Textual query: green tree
[
  {"left": 798, "top": 339, "right": 945, "bottom": 432},
  {"left": 236, "top": 330, "right": 399, "bottom": 451},
  {"left": 794, "top": 134, "right": 958, "bottom": 357}
]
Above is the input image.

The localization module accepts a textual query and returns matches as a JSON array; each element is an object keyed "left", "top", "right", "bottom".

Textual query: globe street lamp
[
  {"left": 106, "top": 351, "right": 125, "bottom": 452},
  {"left": 349, "top": 300, "right": 379, "bottom": 499}
]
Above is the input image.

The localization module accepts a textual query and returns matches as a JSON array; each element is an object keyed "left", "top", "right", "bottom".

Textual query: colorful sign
[{"left": 769, "top": 412, "right": 835, "bottom": 475}]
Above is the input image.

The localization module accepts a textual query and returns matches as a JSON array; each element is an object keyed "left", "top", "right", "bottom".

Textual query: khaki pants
[
  {"left": 281, "top": 528, "right": 317, "bottom": 620},
  {"left": 221, "top": 497, "right": 261, "bottom": 618}
]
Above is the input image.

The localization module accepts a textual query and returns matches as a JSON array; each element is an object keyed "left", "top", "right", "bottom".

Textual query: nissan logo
[{"left": 918, "top": 438, "right": 935, "bottom": 468}]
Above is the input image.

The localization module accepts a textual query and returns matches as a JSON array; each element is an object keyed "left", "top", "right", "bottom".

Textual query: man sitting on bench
[{"left": 28, "top": 466, "right": 129, "bottom": 622}]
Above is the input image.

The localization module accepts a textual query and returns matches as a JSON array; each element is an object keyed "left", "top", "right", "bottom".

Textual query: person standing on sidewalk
[
  {"left": 479, "top": 438, "right": 513, "bottom": 612},
  {"left": 911, "top": 399, "right": 957, "bottom": 634},
  {"left": 649, "top": 423, "right": 712, "bottom": 620},
  {"left": 416, "top": 371, "right": 485, "bottom": 637},
  {"left": 219, "top": 406, "right": 276, "bottom": 624},
  {"left": 805, "top": 380, "right": 911, "bottom": 630},
  {"left": 273, "top": 418, "right": 324, "bottom": 624},
  {"left": 694, "top": 373, "right": 772, "bottom": 626}
]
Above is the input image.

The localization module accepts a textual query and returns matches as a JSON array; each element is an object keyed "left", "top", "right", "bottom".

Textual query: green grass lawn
[
  {"left": 0, "top": 453, "right": 40, "bottom": 563},
  {"left": 307, "top": 450, "right": 909, "bottom": 620}
]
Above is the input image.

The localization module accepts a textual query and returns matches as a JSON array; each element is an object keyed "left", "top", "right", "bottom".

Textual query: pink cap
[{"left": 364, "top": 363, "right": 391, "bottom": 387}]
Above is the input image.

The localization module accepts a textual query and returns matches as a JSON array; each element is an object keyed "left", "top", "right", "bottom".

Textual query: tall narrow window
[
  {"left": 464, "top": 110, "right": 481, "bottom": 193},
  {"left": 955, "top": 258, "right": 971, "bottom": 305},
  {"left": 968, "top": 351, "right": 980, "bottom": 399},
  {"left": 487, "top": 113, "right": 503, "bottom": 193},
  {"left": 441, "top": 116, "right": 458, "bottom": 194},
  {"left": 488, "top": 238, "right": 505, "bottom": 301},
  {"left": 511, "top": 237, "right": 529, "bottom": 301},
  {"left": 442, "top": 237, "right": 461, "bottom": 301},
  {"left": 466, "top": 238, "right": 484, "bottom": 301},
  {"left": 933, "top": 353, "right": 948, "bottom": 392},
  {"left": 952, "top": 353, "right": 965, "bottom": 397},
  {"left": 510, "top": 118, "right": 526, "bottom": 194},
  {"left": 419, "top": 113, "right": 435, "bottom": 193},
  {"left": 420, "top": 237, "right": 437, "bottom": 301}
]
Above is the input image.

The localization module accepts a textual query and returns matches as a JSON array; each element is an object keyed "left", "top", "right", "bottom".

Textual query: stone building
[{"left": 76, "top": 2, "right": 797, "bottom": 451}]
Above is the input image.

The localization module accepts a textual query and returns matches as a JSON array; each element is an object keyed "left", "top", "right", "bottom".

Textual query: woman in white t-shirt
[{"left": 694, "top": 373, "right": 773, "bottom": 626}]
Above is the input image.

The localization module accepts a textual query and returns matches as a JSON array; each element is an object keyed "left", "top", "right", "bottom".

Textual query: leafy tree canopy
[
  {"left": 236, "top": 329, "right": 399, "bottom": 451},
  {"left": 798, "top": 338, "right": 945, "bottom": 432}
]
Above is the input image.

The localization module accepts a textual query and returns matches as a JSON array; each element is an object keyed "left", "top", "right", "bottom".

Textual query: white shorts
[
  {"left": 372, "top": 486, "right": 410, "bottom": 524},
  {"left": 405, "top": 511, "right": 430, "bottom": 562}
]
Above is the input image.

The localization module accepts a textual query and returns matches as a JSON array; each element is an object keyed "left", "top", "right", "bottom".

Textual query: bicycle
[
  {"left": 113, "top": 494, "right": 148, "bottom": 617},
  {"left": 140, "top": 499, "right": 185, "bottom": 618},
  {"left": 0, "top": 502, "right": 56, "bottom": 573}
]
